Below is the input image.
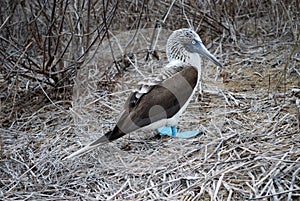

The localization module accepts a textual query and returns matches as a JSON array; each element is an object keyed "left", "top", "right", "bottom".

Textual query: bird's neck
[
  {"left": 167, "top": 53, "right": 202, "bottom": 71},
  {"left": 187, "top": 52, "right": 202, "bottom": 70}
]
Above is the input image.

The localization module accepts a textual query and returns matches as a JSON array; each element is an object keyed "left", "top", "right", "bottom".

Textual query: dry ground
[{"left": 1, "top": 29, "right": 300, "bottom": 200}]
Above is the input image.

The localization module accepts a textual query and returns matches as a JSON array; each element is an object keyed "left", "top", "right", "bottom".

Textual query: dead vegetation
[{"left": 1, "top": 0, "right": 300, "bottom": 200}]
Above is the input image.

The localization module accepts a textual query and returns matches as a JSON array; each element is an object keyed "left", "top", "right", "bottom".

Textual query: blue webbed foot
[
  {"left": 175, "top": 130, "right": 200, "bottom": 138},
  {"left": 157, "top": 126, "right": 200, "bottom": 139},
  {"left": 157, "top": 126, "right": 176, "bottom": 137}
]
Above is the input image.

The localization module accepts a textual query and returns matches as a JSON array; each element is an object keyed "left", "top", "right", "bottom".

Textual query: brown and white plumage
[{"left": 64, "top": 28, "right": 222, "bottom": 159}]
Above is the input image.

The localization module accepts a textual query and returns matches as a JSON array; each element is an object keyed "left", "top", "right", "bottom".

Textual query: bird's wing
[
  {"left": 64, "top": 65, "right": 198, "bottom": 160},
  {"left": 115, "top": 65, "right": 198, "bottom": 134},
  {"left": 127, "top": 66, "right": 185, "bottom": 111}
]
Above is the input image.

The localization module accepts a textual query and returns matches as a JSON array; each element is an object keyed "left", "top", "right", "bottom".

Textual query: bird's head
[{"left": 166, "top": 28, "right": 223, "bottom": 68}]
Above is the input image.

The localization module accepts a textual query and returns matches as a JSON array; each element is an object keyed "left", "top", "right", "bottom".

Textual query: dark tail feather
[
  {"left": 104, "top": 126, "right": 126, "bottom": 142},
  {"left": 63, "top": 127, "right": 126, "bottom": 160}
]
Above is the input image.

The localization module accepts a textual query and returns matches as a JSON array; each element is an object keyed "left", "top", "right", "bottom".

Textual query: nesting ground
[{"left": 1, "top": 29, "right": 300, "bottom": 200}]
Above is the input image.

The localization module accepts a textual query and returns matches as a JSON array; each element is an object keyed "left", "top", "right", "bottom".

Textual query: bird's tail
[{"left": 63, "top": 127, "right": 126, "bottom": 160}]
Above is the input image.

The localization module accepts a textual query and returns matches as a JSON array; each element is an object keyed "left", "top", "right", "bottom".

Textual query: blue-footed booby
[{"left": 65, "top": 28, "right": 222, "bottom": 159}]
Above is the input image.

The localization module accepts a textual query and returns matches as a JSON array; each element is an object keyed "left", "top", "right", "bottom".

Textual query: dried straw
[{"left": 1, "top": 25, "right": 300, "bottom": 201}]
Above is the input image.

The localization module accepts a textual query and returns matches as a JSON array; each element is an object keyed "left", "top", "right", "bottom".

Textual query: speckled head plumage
[{"left": 166, "top": 28, "right": 222, "bottom": 68}]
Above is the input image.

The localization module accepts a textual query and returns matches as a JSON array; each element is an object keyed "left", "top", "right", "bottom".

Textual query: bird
[{"left": 64, "top": 28, "right": 223, "bottom": 159}]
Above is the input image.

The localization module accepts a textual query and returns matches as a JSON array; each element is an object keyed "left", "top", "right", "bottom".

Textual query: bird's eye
[{"left": 191, "top": 40, "right": 196, "bottom": 45}]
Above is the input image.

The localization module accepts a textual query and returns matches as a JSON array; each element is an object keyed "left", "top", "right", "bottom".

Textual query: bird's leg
[
  {"left": 171, "top": 126, "right": 177, "bottom": 136},
  {"left": 157, "top": 126, "right": 200, "bottom": 138}
]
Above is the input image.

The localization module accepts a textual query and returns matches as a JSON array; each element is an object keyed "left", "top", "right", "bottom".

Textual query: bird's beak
[{"left": 196, "top": 41, "right": 223, "bottom": 68}]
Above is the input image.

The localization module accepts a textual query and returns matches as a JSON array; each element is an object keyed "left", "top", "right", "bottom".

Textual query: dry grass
[
  {"left": 2, "top": 28, "right": 300, "bottom": 200},
  {"left": 1, "top": 1, "right": 300, "bottom": 200}
]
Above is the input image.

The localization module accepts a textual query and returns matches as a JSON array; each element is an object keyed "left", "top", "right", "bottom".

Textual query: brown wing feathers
[{"left": 109, "top": 66, "right": 198, "bottom": 140}]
